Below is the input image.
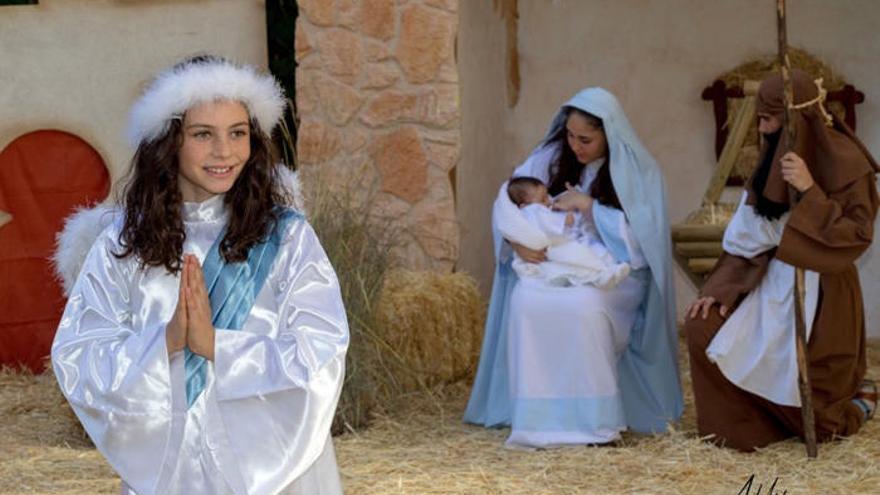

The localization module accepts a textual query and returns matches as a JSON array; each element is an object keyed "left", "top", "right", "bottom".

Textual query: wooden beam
[
  {"left": 672, "top": 250, "right": 706, "bottom": 290},
  {"left": 675, "top": 241, "right": 724, "bottom": 258},
  {"left": 671, "top": 224, "right": 726, "bottom": 242},
  {"left": 702, "top": 90, "right": 757, "bottom": 205}
]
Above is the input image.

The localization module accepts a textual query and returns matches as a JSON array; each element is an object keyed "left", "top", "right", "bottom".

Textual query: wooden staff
[{"left": 776, "top": 0, "right": 818, "bottom": 459}]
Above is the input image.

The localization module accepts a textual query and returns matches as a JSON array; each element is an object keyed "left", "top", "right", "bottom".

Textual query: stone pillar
[{"left": 295, "top": 0, "right": 460, "bottom": 271}]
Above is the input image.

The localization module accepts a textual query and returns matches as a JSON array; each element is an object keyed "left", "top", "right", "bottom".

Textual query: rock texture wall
[{"left": 295, "top": 0, "right": 460, "bottom": 271}]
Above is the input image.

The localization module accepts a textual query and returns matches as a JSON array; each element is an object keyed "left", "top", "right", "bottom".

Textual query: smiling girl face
[{"left": 177, "top": 100, "right": 251, "bottom": 202}]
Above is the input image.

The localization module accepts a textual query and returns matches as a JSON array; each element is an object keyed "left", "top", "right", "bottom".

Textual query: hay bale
[
  {"left": 718, "top": 46, "right": 846, "bottom": 91},
  {"left": 375, "top": 270, "right": 486, "bottom": 392}
]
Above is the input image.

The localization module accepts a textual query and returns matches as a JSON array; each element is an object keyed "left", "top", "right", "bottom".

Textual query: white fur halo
[{"left": 127, "top": 58, "right": 286, "bottom": 147}]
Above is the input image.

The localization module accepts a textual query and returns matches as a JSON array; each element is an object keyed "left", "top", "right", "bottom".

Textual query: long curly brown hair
[
  {"left": 115, "top": 116, "right": 289, "bottom": 273},
  {"left": 546, "top": 107, "right": 622, "bottom": 209}
]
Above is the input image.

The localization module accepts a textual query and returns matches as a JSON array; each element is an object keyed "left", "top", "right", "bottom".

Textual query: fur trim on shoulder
[
  {"left": 53, "top": 205, "right": 121, "bottom": 296},
  {"left": 277, "top": 165, "right": 307, "bottom": 216}
]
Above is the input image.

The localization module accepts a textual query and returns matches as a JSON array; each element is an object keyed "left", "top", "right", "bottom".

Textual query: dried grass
[
  {"left": 4, "top": 341, "right": 879, "bottom": 494},
  {"left": 336, "top": 339, "right": 880, "bottom": 494},
  {"left": 305, "top": 177, "right": 401, "bottom": 434},
  {"left": 306, "top": 174, "right": 484, "bottom": 435}
]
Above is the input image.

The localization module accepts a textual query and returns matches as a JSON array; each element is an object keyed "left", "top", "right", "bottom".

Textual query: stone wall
[{"left": 295, "top": 0, "right": 460, "bottom": 271}]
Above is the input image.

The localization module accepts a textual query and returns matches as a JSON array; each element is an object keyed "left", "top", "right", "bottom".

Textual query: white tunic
[
  {"left": 706, "top": 193, "right": 819, "bottom": 407},
  {"left": 51, "top": 195, "right": 348, "bottom": 495}
]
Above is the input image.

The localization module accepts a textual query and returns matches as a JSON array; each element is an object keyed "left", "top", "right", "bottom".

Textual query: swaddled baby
[{"left": 505, "top": 177, "right": 630, "bottom": 289}]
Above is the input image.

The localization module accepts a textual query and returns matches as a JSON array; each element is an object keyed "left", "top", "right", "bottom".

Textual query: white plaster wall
[
  {"left": 458, "top": 0, "right": 880, "bottom": 337},
  {"left": 0, "top": 0, "right": 267, "bottom": 190}
]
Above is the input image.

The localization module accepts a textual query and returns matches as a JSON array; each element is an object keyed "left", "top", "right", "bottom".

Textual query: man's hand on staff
[
  {"left": 687, "top": 296, "right": 730, "bottom": 320},
  {"left": 781, "top": 151, "right": 814, "bottom": 193}
]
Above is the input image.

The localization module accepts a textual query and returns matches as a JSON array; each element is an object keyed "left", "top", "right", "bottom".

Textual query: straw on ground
[{"left": 2, "top": 340, "right": 878, "bottom": 494}]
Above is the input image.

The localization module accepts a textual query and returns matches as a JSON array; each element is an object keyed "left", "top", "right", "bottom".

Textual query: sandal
[{"left": 853, "top": 379, "right": 878, "bottom": 421}]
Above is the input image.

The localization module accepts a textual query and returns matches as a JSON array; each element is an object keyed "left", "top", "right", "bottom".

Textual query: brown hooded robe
[{"left": 685, "top": 70, "right": 880, "bottom": 451}]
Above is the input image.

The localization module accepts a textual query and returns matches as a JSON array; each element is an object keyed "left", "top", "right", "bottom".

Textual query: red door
[{"left": 0, "top": 130, "right": 110, "bottom": 371}]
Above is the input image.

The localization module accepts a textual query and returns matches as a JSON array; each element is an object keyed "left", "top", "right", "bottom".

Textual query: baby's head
[{"left": 507, "top": 177, "right": 551, "bottom": 207}]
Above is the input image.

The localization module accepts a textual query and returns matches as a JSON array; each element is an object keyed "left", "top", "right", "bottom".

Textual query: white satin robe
[{"left": 51, "top": 195, "right": 348, "bottom": 495}]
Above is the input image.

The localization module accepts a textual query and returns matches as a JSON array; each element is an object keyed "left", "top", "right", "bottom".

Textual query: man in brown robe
[{"left": 685, "top": 69, "right": 879, "bottom": 451}]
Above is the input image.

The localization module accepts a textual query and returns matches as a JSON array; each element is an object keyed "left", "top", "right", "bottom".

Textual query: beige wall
[
  {"left": 458, "top": 0, "right": 880, "bottom": 336},
  {"left": 0, "top": 0, "right": 268, "bottom": 190},
  {"left": 457, "top": 0, "right": 509, "bottom": 287}
]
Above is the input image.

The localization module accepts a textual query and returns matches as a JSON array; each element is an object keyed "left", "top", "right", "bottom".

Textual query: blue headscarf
[{"left": 465, "top": 87, "right": 683, "bottom": 432}]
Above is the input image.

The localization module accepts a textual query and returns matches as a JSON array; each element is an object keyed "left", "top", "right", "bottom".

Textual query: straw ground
[{"left": 2, "top": 339, "right": 878, "bottom": 494}]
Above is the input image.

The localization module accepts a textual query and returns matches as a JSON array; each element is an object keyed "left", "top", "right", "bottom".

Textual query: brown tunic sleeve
[
  {"left": 699, "top": 250, "right": 773, "bottom": 308},
  {"left": 777, "top": 173, "right": 879, "bottom": 274}
]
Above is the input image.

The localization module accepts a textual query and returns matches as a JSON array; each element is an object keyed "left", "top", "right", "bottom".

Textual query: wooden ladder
[{"left": 671, "top": 80, "right": 760, "bottom": 289}]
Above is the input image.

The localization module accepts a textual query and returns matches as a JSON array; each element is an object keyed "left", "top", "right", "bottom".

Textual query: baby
[{"left": 504, "top": 177, "right": 630, "bottom": 289}]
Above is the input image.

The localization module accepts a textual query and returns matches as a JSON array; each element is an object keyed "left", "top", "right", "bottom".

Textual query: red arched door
[{"left": 0, "top": 130, "right": 110, "bottom": 371}]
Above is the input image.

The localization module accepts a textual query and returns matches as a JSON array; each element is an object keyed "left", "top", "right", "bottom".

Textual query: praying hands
[{"left": 166, "top": 254, "right": 215, "bottom": 360}]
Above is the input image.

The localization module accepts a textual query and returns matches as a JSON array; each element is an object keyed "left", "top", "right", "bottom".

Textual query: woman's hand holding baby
[
  {"left": 553, "top": 183, "right": 594, "bottom": 216},
  {"left": 510, "top": 242, "right": 547, "bottom": 263}
]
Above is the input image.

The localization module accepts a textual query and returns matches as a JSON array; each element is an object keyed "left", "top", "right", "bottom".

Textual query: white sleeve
[
  {"left": 51, "top": 228, "right": 179, "bottom": 495},
  {"left": 212, "top": 219, "right": 349, "bottom": 490},
  {"left": 527, "top": 206, "right": 570, "bottom": 243},
  {"left": 723, "top": 192, "right": 789, "bottom": 257}
]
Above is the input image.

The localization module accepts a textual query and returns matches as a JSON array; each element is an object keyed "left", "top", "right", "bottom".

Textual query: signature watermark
[{"left": 737, "top": 474, "right": 788, "bottom": 495}]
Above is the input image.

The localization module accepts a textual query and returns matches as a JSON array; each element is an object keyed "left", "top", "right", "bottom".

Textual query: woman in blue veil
[{"left": 464, "top": 87, "right": 683, "bottom": 447}]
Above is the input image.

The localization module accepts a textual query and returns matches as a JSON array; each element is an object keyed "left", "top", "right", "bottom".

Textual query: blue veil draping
[{"left": 464, "top": 87, "right": 683, "bottom": 433}]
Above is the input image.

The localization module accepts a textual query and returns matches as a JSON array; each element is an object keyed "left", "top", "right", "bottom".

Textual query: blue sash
[{"left": 183, "top": 208, "right": 299, "bottom": 408}]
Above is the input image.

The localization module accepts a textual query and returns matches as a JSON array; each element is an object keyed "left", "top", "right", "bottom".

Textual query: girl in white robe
[
  {"left": 51, "top": 56, "right": 348, "bottom": 495},
  {"left": 464, "top": 88, "right": 683, "bottom": 447}
]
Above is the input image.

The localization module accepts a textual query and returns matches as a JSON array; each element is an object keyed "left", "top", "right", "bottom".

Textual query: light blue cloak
[{"left": 464, "top": 87, "right": 683, "bottom": 433}]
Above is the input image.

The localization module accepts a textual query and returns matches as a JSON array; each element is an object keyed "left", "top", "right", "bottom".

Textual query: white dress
[
  {"left": 504, "top": 149, "right": 648, "bottom": 447},
  {"left": 51, "top": 195, "right": 348, "bottom": 495}
]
